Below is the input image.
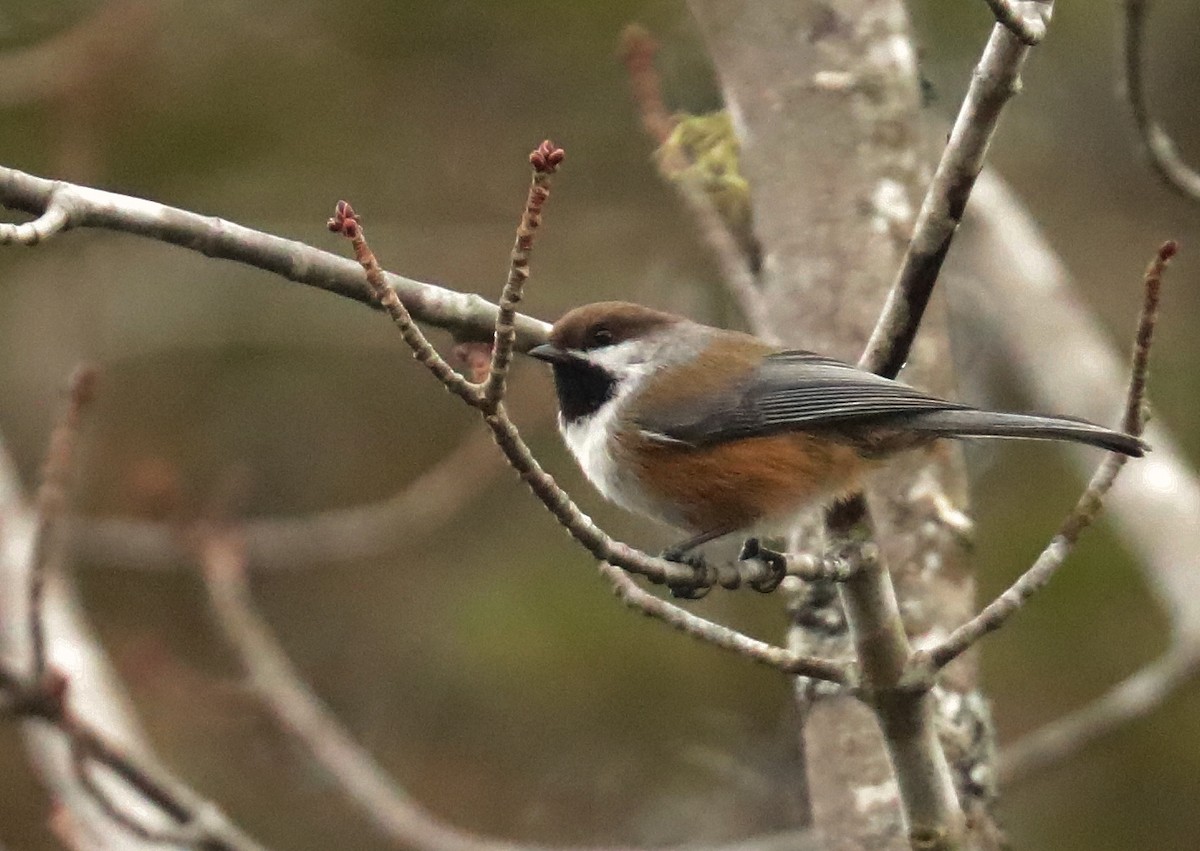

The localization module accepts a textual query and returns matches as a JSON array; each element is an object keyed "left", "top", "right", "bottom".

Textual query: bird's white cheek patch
[{"left": 562, "top": 411, "right": 621, "bottom": 502}]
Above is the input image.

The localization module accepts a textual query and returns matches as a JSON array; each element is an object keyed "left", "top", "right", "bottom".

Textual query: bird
[{"left": 527, "top": 301, "right": 1145, "bottom": 590}]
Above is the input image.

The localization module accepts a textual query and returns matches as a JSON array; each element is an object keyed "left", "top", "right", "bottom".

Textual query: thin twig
[
  {"left": 861, "top": 17, "right": 1045, "bottom": 379},
  {"left": 70, "top": 738, "right": 198, "bottom": 845},
  {"left": 983, "top": 0, "right": 1051, "bottom": 46},
  {"left": 28, "top": 366, "right": 98, "bottom": 678},
  {"left": 481, "top": 141, "right": 565, "bottom": 410},
  {"left": 616, "top": 25, "right": 676, "bottom": 145},
  {"left": 68, "top": 423, "right": 521, "bottom": 572},
  {"left": 913, "top": 241, "right": 1172, "bottom": 679},
  {"left": 999, "top": 643, "right": 1200, "bottom": 784},
  {"left": 329, "top": 201, "right": 481, "bottom": 406},
  {"left": 1120, "top": 0, "right": 1200, "bottom": 202}
]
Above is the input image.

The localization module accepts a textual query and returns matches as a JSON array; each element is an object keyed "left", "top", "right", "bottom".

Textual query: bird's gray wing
[{"left": 634, "top": 350, "right": 970, "bottom": 447}]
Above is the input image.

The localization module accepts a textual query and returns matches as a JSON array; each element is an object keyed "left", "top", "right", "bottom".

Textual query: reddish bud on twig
[
  {"left": 327, "top": 200, "right": 360, "bottom": 238},
  {"left": 529, "top": 141, "right": 565, "bottom": 174}
]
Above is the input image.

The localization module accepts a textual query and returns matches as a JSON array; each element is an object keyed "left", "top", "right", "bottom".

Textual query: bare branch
[
  {"left": 0, "top": 165, "right": 552, "bottom": 347},
  {"left": 200, "top": 531, "right": 497, "bottom": 851},
  {"left": 1120, "top": 0, "right": 1200, "bottom": 202},
  {"left": 982, "top": 1, "right": 1052, "bottom": 46},
  {"left": 962, "top": 172, "right": 1200, "bottom": 639},
  {"left": 861, "top": 17, "right": 1045, "bottom": 379},
  {"left": 914, "top": 241, "right": 1172, "bottom": 678},
  {"left": 68, "top": 423, "right": 516, "bottom": 572},
  {"left": 29, "top": 367, "right": 98, "bottom": 678}
]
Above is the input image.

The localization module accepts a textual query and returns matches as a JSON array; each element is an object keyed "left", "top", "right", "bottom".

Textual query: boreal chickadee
[{"left": 528, "top": 301, "right": 1145, "bottom": 570}]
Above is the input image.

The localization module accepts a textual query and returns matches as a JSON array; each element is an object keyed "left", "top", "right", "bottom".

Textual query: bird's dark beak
[{"left": 527, "top": 343, "right": 576, "bottom": 364}]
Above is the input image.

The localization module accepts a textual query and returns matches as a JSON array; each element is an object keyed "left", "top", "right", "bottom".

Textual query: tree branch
[
  {"left": 861, "top": 18, "right": 1043, "bottom": 379},
  {"left": 999, "top": 643, "right": 1200, "bottom": 785},
  {"left": 1120, "top": 0, "right": 1200, "bottom": 202},
  {"left": 0, "top": 165, "right": 551, "bottom": 347}
]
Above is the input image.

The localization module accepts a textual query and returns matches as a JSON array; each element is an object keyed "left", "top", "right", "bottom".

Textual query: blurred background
[{"left": 0, "top": 1, "right": 1197, "bottom": 848}]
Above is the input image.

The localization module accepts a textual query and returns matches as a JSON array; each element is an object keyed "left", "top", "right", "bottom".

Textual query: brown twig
[
  {"left": 617, "top": 25, "right": 676, "bottom": 145},
  {"left": 1120, "top": 0, "right": 1200, "bottom": 202},
  {"left": 28, "top": 366, "right": 98, "bottom": 678},
  {"left": 329, "top": 200, "right": 482, "bottom": 407},
  {"left": 983, "top": 0, "right": 1052, "bottom": 46},
  {"left": 481, "top": 141, "right": 565, "bottom": 410},
  {"left": 911, "top": 241, "right": 1172, "bottom": 680}
]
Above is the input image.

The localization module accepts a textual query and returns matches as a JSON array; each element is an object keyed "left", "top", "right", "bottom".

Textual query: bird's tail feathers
[{"left": 901, "top": 409, "right": 1146, "bottom": 457}]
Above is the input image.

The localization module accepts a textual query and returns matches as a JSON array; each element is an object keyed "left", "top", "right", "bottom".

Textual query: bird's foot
[
  {"left": 738, "top": 538, "right": 788, "bottom": 593},
  {"left": 661, "top": 547, "right": 712, "bottom": 600}
]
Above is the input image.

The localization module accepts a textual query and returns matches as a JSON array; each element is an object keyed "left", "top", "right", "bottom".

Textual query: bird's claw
[
  {"left": 662, "top": 548, "right": 712, "bottom": 599},
  {"left": 739, "top": 537, "right": 788, "bottom": 593}
]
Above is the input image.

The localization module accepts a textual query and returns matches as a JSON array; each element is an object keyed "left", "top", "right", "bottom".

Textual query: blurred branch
[
  {"left": 29, "top": 367, "right": 98, "bottom": 679},
  {"left": 913, "top": 242, "right": 1169, "bottom": 679},
  {"left": 201, "top": 531, "right": 834, "bottom": 850},
  {"left": 0, "top": 165, "right": 552, "bottom": 347},
  {"left": 1000, "top": 643, "right": 1200, "bottom": 784},
  {"left": 617, "top": 26, "right": 771, "bottom": 337},
  {"left": 0, "top": 372, "right": 267, "bottom": 851},
  {"left": 200, "top": 530, "right": 502, "bottom": 851},
  {"left": 953, "top": 172, "right": 1200, "bottom": 779},
  {"left": 1120, "top": 0, "right": 1200, "bottom": 202},
  {"left": 67, "top": 423, "right": 516, "bottom": 571}
]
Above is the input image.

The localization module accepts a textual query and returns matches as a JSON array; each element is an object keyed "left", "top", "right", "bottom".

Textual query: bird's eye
[{"left": 590, "top": 326, "right": 614, "bottom": 347}]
